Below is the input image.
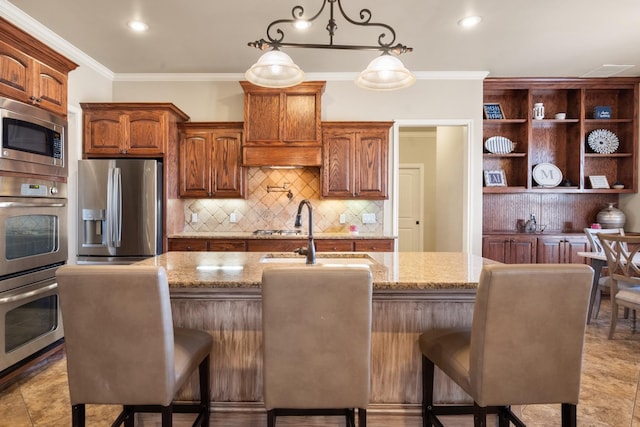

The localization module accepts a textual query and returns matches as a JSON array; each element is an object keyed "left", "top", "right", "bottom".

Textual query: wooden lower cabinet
[
  {"left": 536, "top": 235, "right": 589, "bottom": 264},
  {"left": 482, "top": 235, "right": 537, "bottom": 264},
  {"left": 168, "top": 238, "right": 207, "bottom": 251},
  {"left": 169, "top": 237, "right": 394, "bottom": 252},
  {"left": 483, "top": 234, "right": 589, "bottom": 264}
]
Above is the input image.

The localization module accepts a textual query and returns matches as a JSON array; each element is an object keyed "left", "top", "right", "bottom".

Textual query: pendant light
[
  {"left": 245, "top": 50, "right": 305, "bottom": 88},
  {"left": 355, "top": 53, "right": 416, "bottom": 91},
  {"left": 246, "top": 0, "right": 414, "bottom": 90}
]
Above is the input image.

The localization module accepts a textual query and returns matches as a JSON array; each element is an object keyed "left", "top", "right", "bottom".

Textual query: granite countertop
[
  {"left": 135, "top": 251, "right": 497, "bottom": 291},
  {"left": 169, "top": 232, "right": 396, "bottom": 240}
]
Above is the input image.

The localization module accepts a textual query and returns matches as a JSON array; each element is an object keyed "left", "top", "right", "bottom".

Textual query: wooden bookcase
[{"left": 483, "top": 78, "right": 639, "bottom": 194}]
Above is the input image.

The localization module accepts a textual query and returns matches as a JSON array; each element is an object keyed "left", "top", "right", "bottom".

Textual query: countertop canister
[{"left": 596, "top": 202, "right": 626, "bottom": 229}]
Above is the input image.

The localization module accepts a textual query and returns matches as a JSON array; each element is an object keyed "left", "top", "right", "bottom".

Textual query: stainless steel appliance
[
  {"left": 0, "top": 176, "right": 67, "bottom": 277},
  {"left": 0, "top": 175, "right": 67, "bottom": 373},
  {"left": 0, "top": 97, "right": 67, "bottom": 178},
  {"left": 77, "top": 159, "right": 163, "bottom": 264}
]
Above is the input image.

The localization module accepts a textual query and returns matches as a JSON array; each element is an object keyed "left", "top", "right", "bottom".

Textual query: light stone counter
[
  {"left": 135, "top": 251, "right": 498, "bottom": 420},
  {"left": 136, "top": 251, "right": 494, "bottom": 291}
]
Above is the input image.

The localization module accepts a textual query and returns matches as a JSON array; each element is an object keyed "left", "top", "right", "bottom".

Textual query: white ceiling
[{"left": 4, "top": 0, "right": 640, "bottom": 78}]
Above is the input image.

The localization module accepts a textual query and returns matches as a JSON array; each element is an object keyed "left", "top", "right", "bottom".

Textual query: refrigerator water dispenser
[{"left": 82, "top": 208, "right": 105, "bottom": 246}]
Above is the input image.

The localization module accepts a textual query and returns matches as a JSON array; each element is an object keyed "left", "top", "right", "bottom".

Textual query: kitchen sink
[{"left": 260, "top": 253, "right": 375, "bottom": 266}]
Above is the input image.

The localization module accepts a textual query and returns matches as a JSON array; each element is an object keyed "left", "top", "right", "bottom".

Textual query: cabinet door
[
  {"left": 482, "top": 236, "right": 510, "bottom": 263},
  {"left": 244, "top": 91, "right": 281, "bottom": 142},
  {"left": 536, "top": 236, "right": 564, "bottom": 263},
  {"left": 483, "top": 235, "right": 536, "bottom": 264},
  {"left": 0, "top": 40, "right": 32, "bottom": 105},
  {"left": 354, "top": 239, "right": 394, "bottom": 252},
  {"left": 510, "top": 236, "right": 537, "bottom": 264},
  {"left": 211, "top": 130, "right": 244, "bottom": 198},
  {"left": 322, "top": 130, "right": 355, "bottom": 197},
  {"left": 537, "top": 235, "right": 588, "bottom": 264},
  {"left": 127, "top": 110, "right": 166, "bottom": 154},
  {"left": 207, "top": 240, "right": 247, "bottom": 252},
  {"left": 32, "top": 61, "right": 67, "bottom": 116},
  {"left": 179, "top": 132, "right": 212, "bottom": 197},
  {"left": 355, "top": 130, "right": 388, "bottom": 199},
  {"left": 168, "top": 238, "right": 207, "bottom": 251},
  {"left": 563, "top": 236, "right": 589, "bottom": 264},
  {"left": 83, "top": 110, "right": 127, "bottom": 155},
  {"left": 315, "top": 240, "right": 354, "bottom": 252},
  {"left": 247, "top": 239, "right": 307, "bottom": 252},
  {"left": 282, "top": 92, "right": 319, "bottom": 143}
]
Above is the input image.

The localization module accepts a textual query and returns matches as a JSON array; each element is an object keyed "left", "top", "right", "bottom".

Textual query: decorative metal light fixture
[{"left": 246, "top": 0, "right": 415, "bottom": 90}]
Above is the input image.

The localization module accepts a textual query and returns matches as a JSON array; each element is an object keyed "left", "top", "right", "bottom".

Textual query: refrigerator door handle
[{"left": 106, "top": 167, "right": 123, "bottom": 254}]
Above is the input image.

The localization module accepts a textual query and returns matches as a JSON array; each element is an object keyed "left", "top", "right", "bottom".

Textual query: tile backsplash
[{"left": 182, "top": 168, "right": 383, "bottom": 233}]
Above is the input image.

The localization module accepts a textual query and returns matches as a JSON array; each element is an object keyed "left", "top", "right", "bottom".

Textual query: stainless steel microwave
[{"left": 0, "top": 97, "right": 67, "bottom": 178}]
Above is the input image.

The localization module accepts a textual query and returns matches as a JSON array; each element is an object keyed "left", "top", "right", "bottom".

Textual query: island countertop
[{"left": 135, "top": 251, "right": 497, "bottom": 291}]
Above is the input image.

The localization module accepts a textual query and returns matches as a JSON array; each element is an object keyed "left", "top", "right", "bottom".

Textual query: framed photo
[
  {"left": 484, "top": 169, "right": 507, "bottom": 187},
  {"left": 483, "top": 103, "right": 504, "bottom": 119},
  {"left": 589, "top": 175, "right": 610, "bottom": 189}
]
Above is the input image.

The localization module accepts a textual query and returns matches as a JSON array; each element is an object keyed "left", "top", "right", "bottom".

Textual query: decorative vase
[
  {"left": 533, "top": 103, "right": 545, "bottom": 120},
  {"left": 596, "top": 203, "right": 626, "bottom": 229}
]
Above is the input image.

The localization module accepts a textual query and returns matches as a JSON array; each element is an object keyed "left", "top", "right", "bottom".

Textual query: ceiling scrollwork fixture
[{"left": 245, "top": 0, "right": 415, "bottom": 90}]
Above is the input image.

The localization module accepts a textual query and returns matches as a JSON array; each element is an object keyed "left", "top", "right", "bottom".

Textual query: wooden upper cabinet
[
  {"left": 81, "top": 103, "right": 189, "bottom": 156},
  {"left": 178, "top": 122, "right": 245, "bottom": 198},
  {"left": 0, "top": 19, "right": 77, "bottom": 116},
  {"left": 322, "top": 122, "right": 392, "bottom": 199},
  {"left": 240, "top": 81, "right": 325, "bottom": 167}
]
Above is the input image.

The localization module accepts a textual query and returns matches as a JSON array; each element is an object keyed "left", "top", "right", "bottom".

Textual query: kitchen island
[{"left": 136, "top": 251, "right": 497, "bottom": 420}]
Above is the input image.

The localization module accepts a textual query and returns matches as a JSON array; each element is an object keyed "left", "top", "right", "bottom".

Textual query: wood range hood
[{"left": 240, "top": 81, "right": 326, "bottom": 167}]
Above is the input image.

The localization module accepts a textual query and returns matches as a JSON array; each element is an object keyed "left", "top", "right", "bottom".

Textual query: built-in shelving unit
[
  {"left": 482, "top": 78, "right": 639, "bottom": 243},
  {"left": 483, "top": 78, "right": 639, "bottom": 194}
]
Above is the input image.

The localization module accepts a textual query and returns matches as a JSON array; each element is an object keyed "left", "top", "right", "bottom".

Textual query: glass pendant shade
[
  {"left": 245, "top": 50, "right": 305, "bottom": 88},
  {"left": 355, "top": 54, "right": 416, "bottom": 91}
]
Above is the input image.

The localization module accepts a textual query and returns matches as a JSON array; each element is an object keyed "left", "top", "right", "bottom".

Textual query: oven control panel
[{"left": 20, "top": 183, "right": 49, "bottom": 197}]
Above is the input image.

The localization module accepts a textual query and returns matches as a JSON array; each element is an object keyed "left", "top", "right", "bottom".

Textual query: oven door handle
[
  {"left": 0, "top": 282, "right": 57, "bottom": 304},
  {"left": 0, "top": 201, "right": 66, "bottom": 207}
]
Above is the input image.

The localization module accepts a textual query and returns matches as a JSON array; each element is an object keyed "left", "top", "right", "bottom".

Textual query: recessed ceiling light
[
  {"left": 458, "top": 15, "right": 482, "bottom": 28},
  {"left": 127, "top": 20, "right": 149, "bottom": 32}
]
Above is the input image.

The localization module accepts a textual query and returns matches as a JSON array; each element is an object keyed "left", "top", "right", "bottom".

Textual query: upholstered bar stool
[
  {"left": 56, "top": 265, "right": 212, "bottom": 427},
  {"left": 420, "top": 264, "right": 593, "bottom": 426},
  {"left": 261, "top": 266, "right": 373, "bottom": 427}
]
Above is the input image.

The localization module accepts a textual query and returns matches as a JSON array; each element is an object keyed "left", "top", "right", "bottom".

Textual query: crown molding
[{"left": 113, "top": 71, "right": 489, "bottom": 82}]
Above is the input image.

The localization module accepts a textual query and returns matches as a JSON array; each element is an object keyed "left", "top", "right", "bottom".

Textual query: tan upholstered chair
[
  {"left": 598, "top": 233, "right": 640, "bottom": 339},
  {"left": 419, "top": 264, "right": 593, "bottom": 426},
  {"left": 583, "top": 227, "right": 625, "bottom": 318},
  {"left": 261, "top": 266, "right": 373, "bottom": 427},
  {"left": 56, "top": 265, "right": 212, "bottom": 427}
]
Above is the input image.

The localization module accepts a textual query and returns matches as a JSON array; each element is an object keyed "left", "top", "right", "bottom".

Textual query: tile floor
[{"left": 1, "top": 298, "right": 640, "bottom": 426}]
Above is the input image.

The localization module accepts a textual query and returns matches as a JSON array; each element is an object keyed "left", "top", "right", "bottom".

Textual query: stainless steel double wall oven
[{"left": 0, "top": 97, "right": 68, "bottom": 373}]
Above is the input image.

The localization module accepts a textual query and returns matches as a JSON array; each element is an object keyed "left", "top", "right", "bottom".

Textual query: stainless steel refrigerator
[{"left": 77, "top": 159, "right": 162, "bottom": 264}]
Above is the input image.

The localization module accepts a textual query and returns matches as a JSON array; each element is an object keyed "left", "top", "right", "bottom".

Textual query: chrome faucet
[{"left": 294, "top": 199, "right": 316, "bottom": 264}]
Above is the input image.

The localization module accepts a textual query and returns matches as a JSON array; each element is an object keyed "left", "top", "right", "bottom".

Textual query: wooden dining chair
[
  {"left": 583, "top": 227, "right": 625, "bottom": 318},
  {"left": 598, "top": 234, "right": 640, "bottom": 339}
]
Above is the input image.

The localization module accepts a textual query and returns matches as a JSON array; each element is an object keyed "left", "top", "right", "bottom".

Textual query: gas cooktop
[{"left": 253, "top": 229, "right": 303, "bottom": 236}]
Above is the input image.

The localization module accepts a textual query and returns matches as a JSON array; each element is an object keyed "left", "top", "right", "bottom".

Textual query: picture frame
[
  {"left": 484, "top": 169, "right": 507, "bottom": 187},
  {"left": 483, "top": 103, "right": 504, "bottom": 119},
  {"left": 589, "top": 175, "right": 610, "bottom": 189}
]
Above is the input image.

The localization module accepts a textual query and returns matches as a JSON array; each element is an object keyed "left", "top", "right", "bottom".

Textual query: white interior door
[{"left": 398, "top": 164, "right": 424, "bottom": 251}]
